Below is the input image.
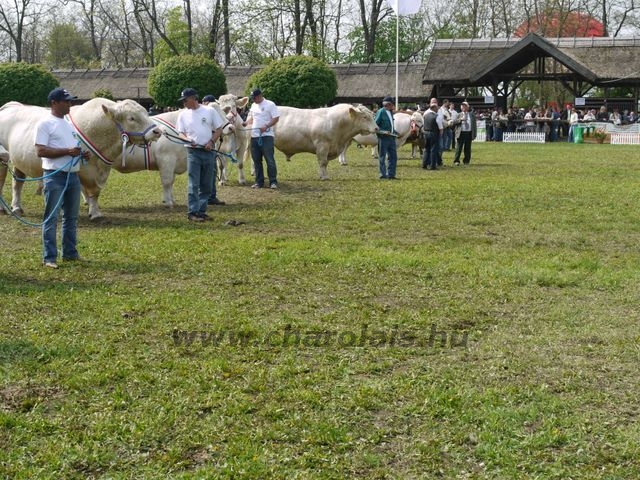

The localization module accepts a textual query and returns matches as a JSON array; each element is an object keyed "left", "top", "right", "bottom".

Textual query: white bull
[
  {"left": 216, "top": 94, "right": 250, "bottom": 186},
  {"left": 114, "top": 103, "right": 235, "bottom": 207},
  {"left": 0, "top": 98, "right": 161, "bottom": 219},
  {"left": 338, "top": 110, "right": 424, "bottom": 165},
  {"left": 269, "top": 104, "right": 378, "bottom": 180}
]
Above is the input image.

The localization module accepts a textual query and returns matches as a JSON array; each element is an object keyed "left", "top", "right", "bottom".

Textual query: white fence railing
[
  {"left": 503, "top": 132, "right": 546, "bottom": 143},
  {"left": 610, "top": 133, "right": 640, "bottom": 145}
]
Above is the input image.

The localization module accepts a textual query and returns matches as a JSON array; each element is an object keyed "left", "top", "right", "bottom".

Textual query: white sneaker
[
  {"left": 270, "top": 183, "right": 278, "bottom": 189},
  {"left": 44, "top": 261, "right": 59, "bottom": 269}
]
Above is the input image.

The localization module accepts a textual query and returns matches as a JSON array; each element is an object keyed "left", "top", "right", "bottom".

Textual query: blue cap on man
[
  {"left": 48, "top": 88, "right": 77, "bottom": 103},
  {"left": 178, "top": 88, "right": 198, "bottom": 101},
  {"left": 251, "top": 88, "right": 263, "bottom": 98}
]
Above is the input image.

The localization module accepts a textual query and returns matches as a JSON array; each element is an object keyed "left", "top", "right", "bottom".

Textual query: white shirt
[
  {"left": 248, "top": 99, "right": 280, "bottom": 138},
  {"left": 35, "top": 114, "right": 81, "bottom": 172},
  {"left": 570, "top": 112, "right": 579, "bottom": 125},
  {"left": 176, "top": 105, "right": 225, "bottom": 146}
]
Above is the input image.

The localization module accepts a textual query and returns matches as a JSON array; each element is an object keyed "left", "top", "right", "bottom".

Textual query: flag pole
[{"left": 395, "top": 0, "right": 399, "bottom": 108}]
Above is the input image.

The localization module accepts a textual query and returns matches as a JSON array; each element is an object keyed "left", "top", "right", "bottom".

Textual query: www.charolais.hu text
[{"left": 172, "top": 324, "right": 468, "bottom": 349}]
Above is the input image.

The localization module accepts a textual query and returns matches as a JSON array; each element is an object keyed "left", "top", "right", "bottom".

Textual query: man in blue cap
[
  {"left": 176, "top": 87, "right": 225, "bottom": 221},
  {"left": 35, "top": 87, "right": 89, "bottom": 269},
  {"left": 375, "top": 96, "right": 398, "bottom": 179}
]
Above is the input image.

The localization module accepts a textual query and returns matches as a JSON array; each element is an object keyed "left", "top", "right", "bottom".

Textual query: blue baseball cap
[{"left": 48, "top": 88, "right": 77, "bottom": 102}]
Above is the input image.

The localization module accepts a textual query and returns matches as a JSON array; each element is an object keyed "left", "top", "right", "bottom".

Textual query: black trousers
[{"left": 454, "top": 131, "right": 473, "bottom": 164}]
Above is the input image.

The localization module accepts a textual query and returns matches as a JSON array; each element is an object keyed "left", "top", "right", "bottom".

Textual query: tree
[
  {"left": 45, "top": 23, "right": 95, "bottom": 68},
  {"left": 147, "top": 54, "right": 226, "bottom": 107},
  {"left": 357, "top": 0, "right": 392, "bottom": 63},
  {"left": 0, "top": 62, "right": 58, "bottom": 105},
  {"left": 246, "top": 55, "right": 337, "bottom": 107},
  {"left": 154, "top": 6, "right": 189, "bottom": 62},
  {"left": 92, "top": 88, "right": 114, "bottom": 100},
  {"left": 0, "top": 0, "right": 48, "bottom": 62}
]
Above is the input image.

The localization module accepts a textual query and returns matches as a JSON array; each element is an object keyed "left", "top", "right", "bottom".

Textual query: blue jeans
[
  {"left": 251, "top": 136, "right": 277, "bottom": 186},
  {"left": 377, "top": 135, "right": 397, "bottom": 178},
  {"left": 42, "top": 171, "right": 81, "bottom": 263},
  {"left": 442, "top": 128, "right": 453, "bottom": 150},
  {"left": 187, "top": 148, "right": 214, "bottom": 215}
]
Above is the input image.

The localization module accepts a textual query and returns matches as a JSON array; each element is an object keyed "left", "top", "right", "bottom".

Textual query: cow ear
[
  {"left": 237, "top": 97, "right": 249, "bottom": 109},
  {"left": 348, "top": 105, "right": 358, "bottom": 119},
  {"left": 101, "top": 103, "right": 115, "bottom": 121}
]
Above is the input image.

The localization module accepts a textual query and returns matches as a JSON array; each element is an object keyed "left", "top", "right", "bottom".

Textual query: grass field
[{"left": 1, "top": 141, "right": 640, "bottom": 479}]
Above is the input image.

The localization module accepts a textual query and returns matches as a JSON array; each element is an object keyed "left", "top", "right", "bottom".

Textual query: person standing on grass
[
  {"left": 422, "top": 98, "right": 443, "bottom": 170},
  {"left": 375, "top": 96, "right": 398, "bottom": 179},
  {"left": 176, "top": 88, "right": 224, "bottom": 222},
  {"left": 243, "top": 88, "right": 280, "bottom": 189},
  {"left": 452, "top": 101, "right": 477, "bottom": 166},
  {"left": 36, "top": 87, "right": 89, "bottom": 269}
]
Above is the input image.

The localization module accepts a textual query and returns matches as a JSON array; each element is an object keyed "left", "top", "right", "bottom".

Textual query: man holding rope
[
  {"left": 243, "top": 88, "right": 280, "bottom": 189},
  {"left": 35, "top": 87, "right": 89, "bottom": 269},
  {"left": 176, "top": 88, "right": 224, "bottom": 222}
]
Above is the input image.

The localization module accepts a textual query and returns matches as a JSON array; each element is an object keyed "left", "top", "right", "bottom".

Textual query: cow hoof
[
  {"left": 11, "top": 207, "right": 24, "bottom": 215},
  {"left": 89, "top": 214, "right": 104, "bottom": 221}
]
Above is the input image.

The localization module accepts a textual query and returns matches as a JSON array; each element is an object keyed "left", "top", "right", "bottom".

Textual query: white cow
[
  {"left": 338, "top": 110, "right": 424, "bottom": 165},
  {"left": 0, "top": 98, "right": 161, "bottom": 219},
  {"left": 269, "top": 104, "right": 378, "bottom": 180},
  {"left": 215, "top": 94, "right": 250, "bottom": 186},
  {"left": 114, "top": 103, "right": 235, "bottom": 207}
]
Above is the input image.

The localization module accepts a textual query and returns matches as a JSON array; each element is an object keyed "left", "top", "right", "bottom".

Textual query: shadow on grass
[{"left": 0, "top": 272, "right": 95, "bottom": 294}]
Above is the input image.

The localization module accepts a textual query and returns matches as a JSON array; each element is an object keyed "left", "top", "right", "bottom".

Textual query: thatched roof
[
  {"left": 331, "top": 63, "right": 429, "bottom": 104},
  {"left": 423, "top": 33, "right": 640, "bottom": 88},
  {"left": 53, "top": 62, "right": 431, "bottom": 108}
]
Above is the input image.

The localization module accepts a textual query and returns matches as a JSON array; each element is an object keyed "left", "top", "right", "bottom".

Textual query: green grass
[{"left": 2, "top": 142, "right": 640, "bottom": 479}]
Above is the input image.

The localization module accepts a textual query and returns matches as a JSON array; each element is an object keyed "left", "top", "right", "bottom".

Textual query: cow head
[
  {"left": 351, "top": 105, "right": 379, "bottom": 135},
  {"left": 100, "top": 99, "right": 162, "bottom": 145},
  {"left": 217, "top": 94, "right": 249, "bottom": 116}
]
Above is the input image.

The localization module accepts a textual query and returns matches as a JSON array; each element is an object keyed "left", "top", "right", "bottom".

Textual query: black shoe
[
  {"left": 208, "top": 198, "right": 226, "bottom": 205},
  {"left": 199, "top": 213, "right": 213, "bottom": 221},
  {"left": 388, "top": 176, "right": 398, "bottom": 180},
  {"left": 188, "top": 213, "right": 205, "bottom": 222},
  {"left": 251, "top": 183, "right": 264, "bottom": 189}
]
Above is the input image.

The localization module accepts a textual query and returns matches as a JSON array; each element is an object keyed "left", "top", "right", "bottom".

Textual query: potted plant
[{"left": 593, "top": 128, "right": 607, "bottom": 144}]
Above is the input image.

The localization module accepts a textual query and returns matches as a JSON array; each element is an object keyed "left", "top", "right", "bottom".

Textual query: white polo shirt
[
  {"left": 176, "top": 105, "right": 225, "bottom": 146},
  {"left": 249, "top": 99, "right": 280, "bottom": 138},
  {"left": 34, "top": 114, "right": 80, "bottom": 172}
]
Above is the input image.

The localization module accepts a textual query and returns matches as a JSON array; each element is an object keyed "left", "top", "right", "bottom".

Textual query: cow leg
[
  {"left": 217, "top": 155, "right": 228, "bottom": 186},
  {"left": 85, "top": 194, "right": 103, "bottom": 220},
  {"left": 235, "top": 142, "right": 247, "bottom": 185},
  {"left": 0, "top": 161, "right": 8, "bottom": 214},
  {"left": 36, "top": 179, "right": 43, "bottom": 195},
  {"left": 236, "top": 155, "right": 246, "bottom": 185},
  {"left": 158, "top": 164, "right": 176, "bottom": 207},
  {"left": 317, "top": 153, "right": 331, "bottom": 180},
  {"left": 338, "top": 142, "right": 350, "bottom": 166},
  {"left": 11, "top": 169, "right": 26, "bottom": 215}
]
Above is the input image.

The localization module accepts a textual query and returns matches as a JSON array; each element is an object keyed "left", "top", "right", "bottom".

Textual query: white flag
[{"left": 387, "top": 0, "right": 422, "bottom": 15}]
